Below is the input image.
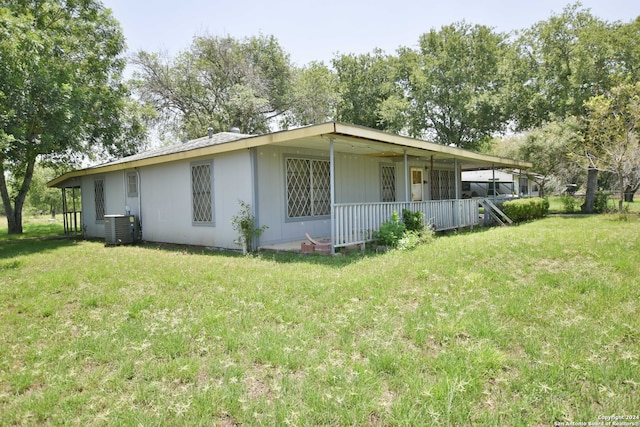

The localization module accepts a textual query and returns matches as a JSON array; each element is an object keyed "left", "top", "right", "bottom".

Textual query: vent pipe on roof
[
  {"left": 229, "top": 126, "right": 240, "bottom": 133},
  {"left": 208, "top": 127, "right": 214, "bottom": 139}
]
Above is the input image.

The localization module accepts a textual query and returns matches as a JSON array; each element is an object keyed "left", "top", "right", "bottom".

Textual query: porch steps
[{"left": 480, "top": 199, "right": 513, "bottom": 226}]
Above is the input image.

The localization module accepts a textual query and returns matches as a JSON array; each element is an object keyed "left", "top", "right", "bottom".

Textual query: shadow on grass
[
  {"left": 0, "top": 236, "right": 80, "bottom": 260},
  {"left": 136, "top": 240, "right": 369, "bottom": 267}
]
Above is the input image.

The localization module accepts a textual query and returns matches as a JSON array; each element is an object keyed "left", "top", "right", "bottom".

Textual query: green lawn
[
  {"left": 547, "top": 195, "right": 640, "bottom": 214},
  {"left": 1, "top": 215, "right": 639, "bottom": 425},
  {"left": 0, "top": 216, "right": 65, "bottom": 241}
]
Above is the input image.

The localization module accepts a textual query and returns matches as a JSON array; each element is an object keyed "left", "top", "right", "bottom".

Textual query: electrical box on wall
[{"left": 104, "top": 215, "right": 140, "bottom": 245}]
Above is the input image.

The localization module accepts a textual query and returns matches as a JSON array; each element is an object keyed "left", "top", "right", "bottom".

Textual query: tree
[
  {"left": 505, "top": 4, "right": 640, "bottom": 212},
  {"left": 523, "top": 118, "right": 585, "bottom": 197},
  {"left": 24, "top": 163, "right": 61, "bottom": 217},
  {"left": 400, "top": 22, "right": 508, "bottom": 149},
  {"left": 132, "top": 34, "right": 293, "bottom": 139},
  {"left": 582, "top": 83, "right": 640, "bottom": 212},
  {"left": 281, "top": 61, "right": 338, "bottom": 128},
  {"left": 333, "top": 50, "right": 408, "bottom": 133},
  {"left": 506, "top": 3, "right": 614, "bottom": 131},
  {"left": 0, "top": 0, "right": 147, "bottom": 234}
]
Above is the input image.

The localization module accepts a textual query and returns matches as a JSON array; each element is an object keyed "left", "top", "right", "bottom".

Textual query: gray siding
[{"left": 81, "top": 151, "right": 252, "bottom": 249}]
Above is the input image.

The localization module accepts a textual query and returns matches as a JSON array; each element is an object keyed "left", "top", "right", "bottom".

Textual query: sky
[{"left": 102, "top": 0, "right": 640, "bottom": 67}]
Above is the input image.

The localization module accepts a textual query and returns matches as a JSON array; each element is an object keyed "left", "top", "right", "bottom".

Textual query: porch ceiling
[{"left": 269, "top": 133, "right": 518, "bottom": 171}]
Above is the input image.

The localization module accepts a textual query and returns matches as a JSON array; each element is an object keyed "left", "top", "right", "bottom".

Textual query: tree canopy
[
  {"left": 401, "top": 22, "right": 508, "bottom": 149},
  {"left": 0, "top": 0, "right": 147, "bottom": 233},
  {"left": 582, "top": 82, "right": 640, "bottom": 211},
  {"left": 131, "top": 34, "right": 293, "bottom": 139}
]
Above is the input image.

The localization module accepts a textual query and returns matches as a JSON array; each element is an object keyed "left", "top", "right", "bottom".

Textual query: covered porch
[{"left": 254, "top": 123, "right": 530, "bottom": 254}]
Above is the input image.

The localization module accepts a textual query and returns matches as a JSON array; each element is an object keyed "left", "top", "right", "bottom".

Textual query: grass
[
  {"left": 1, "top": 214, "right": 639, "bottom": 425},
  {"left": 547, "top": 195, "right": 640, "bottom": 214},
  {"left": 0, "top": 216, "right": 65, "bottom": 240}
]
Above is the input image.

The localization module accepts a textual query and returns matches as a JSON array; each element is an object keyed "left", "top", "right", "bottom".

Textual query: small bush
[
  {"left": 373, "top": 211, "right": 406, "bottom": 247},
  {"left": 401, "top": 209, "right": 424, "bottom": 232},
  {"left": 374, "top": 211, "right": 435, "bottom": 250},
  {"left": 502, "top": 197, "right": 549, "bottom": 223},
  {"left": 561, "top": 195, "right": 579, "bottom": 213},
  {"left": 594, "top": 191, "right": 610, "bottom": 214}
]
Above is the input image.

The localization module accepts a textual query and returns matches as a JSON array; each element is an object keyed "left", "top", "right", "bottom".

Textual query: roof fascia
[{"left": 48, "top": 122, "right": 531, "bottom": 187}]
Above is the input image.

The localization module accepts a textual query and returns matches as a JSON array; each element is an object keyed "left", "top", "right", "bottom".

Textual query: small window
[
  {"left": 381, "top": 165, "right": 396, "bottom": 202},
  {"left": 127, "top": 173, "right": 138, "bottom": 198},
  {"left": 191, "top": 162, "right": 213, "bottom": 224},
  {"left": 94, "top": 179, "right": 105, "bottom": 221}
]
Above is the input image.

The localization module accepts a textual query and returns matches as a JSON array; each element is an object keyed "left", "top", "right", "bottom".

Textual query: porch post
[
  {"left": 492, "top": 165, "right": 497, "bottom": 201},
  {"left": 454, "top": 158, "right": 460, "bottom": 229},
  {"left": 62, "top": 188, "right": 68, "bottom": 234},
  {"left": 330, "top": 138, "right": 336, "bottom": 255},
  {"left": 404, "top": 150, "right": 409, "bottom": 202},
  {"left": 72, "top": 187, "right": 77, "bottom": 233}
]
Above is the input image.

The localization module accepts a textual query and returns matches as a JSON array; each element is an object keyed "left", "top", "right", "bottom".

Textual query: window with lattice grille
[
  {"left": 381, "top": 165, "right": 396, "bottom": 202},
  {"left": 191, "top": 162, "right": 213, "bottom": 224},
  {"left": 286, "top": 157, "right": 330, "bottom": 218},
  {"left": 431, "top": 169, "right": 456, "bottom": 200},
  {"left": 127, "top": 173, "right": 138, "bottom": 198},
  {"left": 94, "top": 179, "right": 105, "bottom": 221}
]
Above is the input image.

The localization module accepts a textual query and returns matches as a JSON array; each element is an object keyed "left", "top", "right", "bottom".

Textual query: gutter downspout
[
  {"left": 136, "top": 169, "right": 142, "bottom": 240},
  {"left": 250, "top": 147, "right": 259, "bottom": 251}
]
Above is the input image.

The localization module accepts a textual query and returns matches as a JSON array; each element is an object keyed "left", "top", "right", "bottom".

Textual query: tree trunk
[
  {"left": 618, "top": 172, "right": 624, "bottom": 214},
  {"left": 624, "top": 183, "right": 638, "bottom": 202},
  {"left": 0, "top": 155, "right": 37, "bottom": 234},
  {"left": 581, "top": 167, "right": 598, "bottom": 214},
  {"left": 0, "top": 160, "right": 18, "bottom": 233}
]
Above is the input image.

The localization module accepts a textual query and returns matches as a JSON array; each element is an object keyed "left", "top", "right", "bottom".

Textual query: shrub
[
  {"left": 373, "top": 211, "right": 406, "bottom": 247},
  {"left": 561, "top": 195, "right": 579, "bottom": 213},
  {"left": 231, "top": 200, "right": 268, "bottom": 254},
  {"left": 401, "top": 209, "right": 424, "bottom": 232},
  {"left": 594, "top": 191, "right": 610, "bottom": 213},
  {"left": 374, "top": 211, "right": 435, "bottom": 250},
  {"left": 502, "top": 197, "right": 549, "bottom": 223}
]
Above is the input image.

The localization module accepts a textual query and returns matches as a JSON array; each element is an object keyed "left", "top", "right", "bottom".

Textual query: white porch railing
[{"left": 333, "top": 199, "right": 480, "bottom": 248}]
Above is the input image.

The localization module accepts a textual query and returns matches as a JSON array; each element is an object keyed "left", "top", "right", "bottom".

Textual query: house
[
  {"left": 461, "top": 169, "right": 540, "bottom": 199},
  {"left": 48, "top": 122, "right": 532, "bottom": 253}
]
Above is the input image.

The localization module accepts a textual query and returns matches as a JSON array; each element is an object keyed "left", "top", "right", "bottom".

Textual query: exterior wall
[
  {"left": 79, "top": 142, "right": 463, "bottom": 248},
  {"left": 254, "top": 145, "right": 459, "bottom": 245},
  {"left": 82, "top": 150, "right": 252, "bottom": 248},
  {"left": 81, "top": 172, "right": 127, "bottom": 239},
  {"left": 255, "top": 145, "right": 332, "bottom": 245}
]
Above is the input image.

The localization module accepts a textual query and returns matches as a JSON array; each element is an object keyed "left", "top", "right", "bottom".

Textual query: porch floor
[
  {"left": 259, "top": 236, "right": 336, "bottom": 253},
  {"left": 259, "top": 239, "right": 308, "bottom": 253}
]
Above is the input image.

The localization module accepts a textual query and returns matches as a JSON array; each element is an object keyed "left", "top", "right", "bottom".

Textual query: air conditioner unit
[{"left": 105, "top": 214, "right": 140, "bottom": 245}]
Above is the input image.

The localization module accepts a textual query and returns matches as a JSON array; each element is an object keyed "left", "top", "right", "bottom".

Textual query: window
[
  {"left": 431, "top": 169, "right": 456, "bottom": 200},
  {"left": 94, "top": 179, "right": 105, "bottom": 221},
  {"left": 286, "top": 157, "right": 330, "bottom": 219},
  {"left": 127, "top": 173, "right": 138, "bottom": 198},
  {"left": 381, "top": 165, "right": 396, "bottom": 202},
  {"left": 191, "top": 162, "right": 213, "bottom": 224}
]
